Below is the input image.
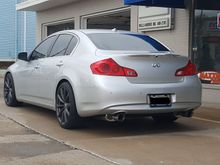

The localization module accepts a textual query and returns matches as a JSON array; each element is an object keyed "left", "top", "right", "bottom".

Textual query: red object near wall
[{"left": 198, "top": 71, "right": 220, "bottom": 84}]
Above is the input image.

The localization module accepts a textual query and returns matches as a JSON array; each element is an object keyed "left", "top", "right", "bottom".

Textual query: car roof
[
  {"left": 48, "top": 29, "right": 171, "bottom": 52},
  {"left": 51, "top": 29, "right": 144, "bottom": 36}
]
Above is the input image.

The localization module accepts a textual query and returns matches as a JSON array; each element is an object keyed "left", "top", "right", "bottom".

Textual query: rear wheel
[
  {"left": 152, "top": 114, "right": 177, "bottom": 123},
  {"left": 4, "top": 73, "right": 21, "bottom": 107},
  {"left": 56, "top": 82, "right": 83, "bottom": 129}
]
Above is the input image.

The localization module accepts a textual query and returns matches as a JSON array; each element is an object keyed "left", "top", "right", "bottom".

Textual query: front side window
[
  {"left": 31, "top": 36, "right": 57, "bottom": 60},
  {"left": 49, "top": 34, "right": 73, "bottom": 57},
  {"left": 87, "top": 33, "right": 169, "bottom": 52}
]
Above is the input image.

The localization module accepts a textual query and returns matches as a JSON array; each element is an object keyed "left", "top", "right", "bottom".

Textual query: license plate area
[{"left": 148, "top": 94, "right": 172, "bottom": 108}]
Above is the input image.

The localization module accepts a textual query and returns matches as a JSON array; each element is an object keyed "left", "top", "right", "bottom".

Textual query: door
[
  {"left": 38, "top": 34, "right": 76, "bottom": 107},
  {"left": 17, "top": 35, "right": 57, "bottom": 104}
]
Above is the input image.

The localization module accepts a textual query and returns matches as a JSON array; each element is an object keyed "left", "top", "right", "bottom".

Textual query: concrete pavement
[
  {"left": 0, "top": 113, "right": 116, "bottom": 165},
  {"left": 0, "top": 99, "right": 220, "bottom": 165},
  {"left": 0, "top": 77, "right": 220, "bottom": 165}
]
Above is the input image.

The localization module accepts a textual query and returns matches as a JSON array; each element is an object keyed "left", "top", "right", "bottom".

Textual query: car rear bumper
[
  {"left": 102, "top": 102, "right": 201, "bottom": 115},
  {"left": 74, "top": 76, "right": 202, "bottom": 117}
]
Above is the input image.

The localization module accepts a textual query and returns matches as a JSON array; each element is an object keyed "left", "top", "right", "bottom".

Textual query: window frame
[
  {"left": 80, "top": 7, "right": 131, "bottom": 30},
  {"left": 29, "top": 35, "right": 58, "bottom": 61},
  {"left": 48, "top": 34, "right": 73, "bottom": 57},
  {"left": 48, "top": 33, "right": 79, "bottom": 57},
  {"left": 64, "top": 35, "right": 79, "bottom": 55}
]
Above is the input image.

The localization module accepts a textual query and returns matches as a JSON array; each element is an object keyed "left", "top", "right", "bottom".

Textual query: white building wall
[
  {"left": 36, "top": 1, "right": 190, "bottom": 57},
  {"left": 143, "top": 9, "right": 190, "bottom": 56},
  {"left": 36, "top": 0, "right": 129, "bottom": 42}
]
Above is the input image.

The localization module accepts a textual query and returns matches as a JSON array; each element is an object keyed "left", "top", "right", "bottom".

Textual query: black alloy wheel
[
  {"left": 4, "top": 73, "right": 21, "bottom": 107},
  {"left": 56, "top": 82, "right": 83, "bottom": 129}
]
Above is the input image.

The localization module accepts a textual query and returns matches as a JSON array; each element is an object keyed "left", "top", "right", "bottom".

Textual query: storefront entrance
[{"left": 194, "top": 10, "right": 220, "bottom": 85}]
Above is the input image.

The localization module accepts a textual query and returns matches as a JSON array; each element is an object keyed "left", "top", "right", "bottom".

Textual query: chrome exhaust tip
[{"left": 105, "top": 112, "right": 126, "bottom": 122}]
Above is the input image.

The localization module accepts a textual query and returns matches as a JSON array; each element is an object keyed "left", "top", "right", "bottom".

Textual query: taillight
[
  {"left": 175, "top": 60, "right": 197, "bottom": 76},
  {"left": 90, "top": 58, "right": 138, "bottom": 77}
]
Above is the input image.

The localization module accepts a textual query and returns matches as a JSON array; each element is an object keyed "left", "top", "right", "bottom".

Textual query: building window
[
  {"left": 81, "top": 8, "right": 130, "bottom": 31},
  {"left": 47, "top": 22, "right": 74, "bottom": 36},
  {"left": 194, "top": 10, "right": 220, "bottom": 85}
]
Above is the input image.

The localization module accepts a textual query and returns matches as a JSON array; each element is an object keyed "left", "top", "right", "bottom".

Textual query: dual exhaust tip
[{"left": 105, "top": 112, "right": 126, "bottom": 122}]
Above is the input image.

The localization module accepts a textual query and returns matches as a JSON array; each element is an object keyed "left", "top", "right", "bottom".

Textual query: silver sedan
[{"left": 4, "top": 30, "right": 202, "bottom": 129}]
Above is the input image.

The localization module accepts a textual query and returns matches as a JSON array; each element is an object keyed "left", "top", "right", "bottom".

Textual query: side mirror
[{"left": 17, "top": 52, "right": 28, "bottom": 61}]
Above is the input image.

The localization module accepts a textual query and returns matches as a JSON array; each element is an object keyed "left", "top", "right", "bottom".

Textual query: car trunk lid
[{"left": 95, "top": 50, "right": 188, "bottom": 84}]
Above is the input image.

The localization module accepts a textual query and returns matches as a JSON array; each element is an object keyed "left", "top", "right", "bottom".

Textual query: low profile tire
[
  {"left": 152, "top": 114, "right": 177, "bottom": 123},
  {"left": 4, "top": 73, "right": 21, "bottom": 107},
  {"left": 56, "top": 82, "right": 83, "bottom": 129}
]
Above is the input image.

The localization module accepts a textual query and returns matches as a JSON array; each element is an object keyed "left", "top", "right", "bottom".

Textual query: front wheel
[
  {"left": 56, "top": 82, "right": 83, "bottom": 129},
  {"left": 4, "top": 73, "right": 21, "bottom": 107}
]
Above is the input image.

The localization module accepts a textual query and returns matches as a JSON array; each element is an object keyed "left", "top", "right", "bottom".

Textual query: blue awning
[
  {"left": 124, "top": 0, "right": 220, "bottom": 10},
  {"left": 124, "top": 0, "right": 185, "bottom": 8}
]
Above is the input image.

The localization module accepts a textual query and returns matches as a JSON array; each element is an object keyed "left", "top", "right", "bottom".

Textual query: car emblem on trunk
[{"left": 152, "top": 63, "right": 160, "bottom": 68}]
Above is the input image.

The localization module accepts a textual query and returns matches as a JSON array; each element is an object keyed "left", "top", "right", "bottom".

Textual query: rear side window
[
  {"left": 49, "top": 34, "right": 73, "bottom": 57},
  {"left": 87, "top": 33, "right": 169, "bottom": 52},
  {"left": 65, "top": 36, "right": 78, "bottom": 55}
]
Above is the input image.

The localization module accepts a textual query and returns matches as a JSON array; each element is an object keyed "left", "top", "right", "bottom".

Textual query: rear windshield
[{"left": 87, "top": 33, "right": 169, "bottom": 52}]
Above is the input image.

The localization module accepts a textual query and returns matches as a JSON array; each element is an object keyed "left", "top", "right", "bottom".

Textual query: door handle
[{"left": 56, "top": 61, "right": 64, "bottom": 67}]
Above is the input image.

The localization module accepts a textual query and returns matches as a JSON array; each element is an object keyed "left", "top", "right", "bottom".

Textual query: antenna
[{"left": 112, "top": 28, "right": 117, "bottom": 32}]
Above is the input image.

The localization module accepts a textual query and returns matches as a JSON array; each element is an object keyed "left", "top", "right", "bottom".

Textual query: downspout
[
  {"left": 23, "top": 11, "right": 27, "bottom": 52},
  {"left": 188, "top": 0, "right": 195, "bottom": 60},
  {"left": 15, "top": 0, "right": 18, "bottom": 60}
]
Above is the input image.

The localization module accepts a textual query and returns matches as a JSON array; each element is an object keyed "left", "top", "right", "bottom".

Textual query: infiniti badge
[{"left": 152, "top": 63, "right": 160, "bottom": 68}]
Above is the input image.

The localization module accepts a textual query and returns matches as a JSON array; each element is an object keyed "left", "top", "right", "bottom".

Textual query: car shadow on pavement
[{"left": 17, "top": 103, "right": 210, "bottom": 138}]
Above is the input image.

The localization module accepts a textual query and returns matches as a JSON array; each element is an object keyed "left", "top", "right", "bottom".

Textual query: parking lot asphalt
[{"left": 0, "top": 77, "right": 220, "bottom": 165}]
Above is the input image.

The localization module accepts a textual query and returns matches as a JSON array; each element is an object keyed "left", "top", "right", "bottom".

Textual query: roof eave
[{"left": 16, "top": 0, "right": 80, "bottom": 11}]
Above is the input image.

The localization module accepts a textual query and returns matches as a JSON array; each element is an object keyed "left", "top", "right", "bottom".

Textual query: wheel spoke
[
  {"left": 60, "top": 88, "right": 65, "bottom": 101},
  {"left": 63, "top": 110, "right": 68, "bottom": 123},
  {"left": 61, "top": 111, "right": 67, "bottom": 124},
  {"left": 65, "top": 108, "right": 70, "bottom": 116},
  {"left": 56, "top": 104, "right": 64, "bottom": 108},
  {"left": 4, "top": 89, "right": 9, "bottom": 96},
  {"left": 7, "top": 92, "right": 12, "bottom": 104},
  {"left": 4, "top": 88, "right": 9, "bottom": 92},
  {"left": 4, "top": 93, "right": 7, "bottom": 99},
  {"left": 65, "top": 91, "right": 70, "bottom": 102},
  {"left": 5, "top": 80, "right": 10, "bottom": 88},
  {"left": 66, "top": 103, "right": 71, "bottom": 108},
  {"left": 57, "top": 94, "right": 65, "bottom": 103},
  {"left": 57, "top": 107, "right": 65, "bottom": 117}
]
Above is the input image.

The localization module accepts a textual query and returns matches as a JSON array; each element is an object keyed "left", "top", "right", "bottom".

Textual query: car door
[
  {"left": 17, "top": 35, "right": 57, "bottom": 104},
  {"left": 36, "top": 34, "right": 76, "bottom": 108}
]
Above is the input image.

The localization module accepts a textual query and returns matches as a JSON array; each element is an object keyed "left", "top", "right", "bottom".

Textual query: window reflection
[{"left": 194, "top": 10, "right": 220, "bottom": 85}]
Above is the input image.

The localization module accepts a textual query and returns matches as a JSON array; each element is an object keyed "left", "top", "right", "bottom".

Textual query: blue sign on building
[{"left": 0, "top": 0, "right": 36, "bottom": 61}]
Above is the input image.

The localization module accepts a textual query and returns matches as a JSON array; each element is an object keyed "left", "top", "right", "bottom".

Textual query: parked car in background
[{"left": 4, "top": 29, "right": 202, "bottom": 129}]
